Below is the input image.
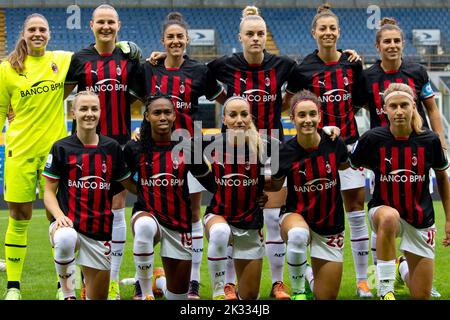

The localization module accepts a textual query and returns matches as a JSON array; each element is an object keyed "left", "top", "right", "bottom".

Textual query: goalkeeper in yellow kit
[{"left": 0, "top": 13, "right": 72, "bottom": 300}]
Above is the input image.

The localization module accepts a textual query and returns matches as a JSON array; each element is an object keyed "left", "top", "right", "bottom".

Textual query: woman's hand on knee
[{"left": 55, "top": 215, "right": 73, "bottom": 229}]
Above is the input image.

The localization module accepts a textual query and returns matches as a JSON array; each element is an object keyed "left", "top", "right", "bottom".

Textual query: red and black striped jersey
[
  {"left": 286, "top": 50, "right": 362, "bottom": 145},
  {"left": 350, "top": 126, "right": 449, "bottom": 228},
  {"left": 208, "top": 51, "right": 297, "bottom": 140},
  {"left": 204, "top": 133, "right": 266, "bottom": 229},
  {"left": 353, "top": 60, "right": 434, "bottom": 129},
  {"left": 130, "top": 58, "right": 223, "bottom": 136},
  {"left": 65, "top": 44, "right": 140, "bottom": 145},
  {"left": 123, "top": 139, "right": 210, "bottom": 232},
  {"left": 273, "top": 132, "right": 348, "bottom": 235},
  {"left": 42, "top": 134, "right": 131, "bottom": 241}
]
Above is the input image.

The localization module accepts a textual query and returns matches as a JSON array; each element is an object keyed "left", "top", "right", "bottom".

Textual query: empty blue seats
[{"left": 4, "top": 7, "right": 450, "bottom": 60}]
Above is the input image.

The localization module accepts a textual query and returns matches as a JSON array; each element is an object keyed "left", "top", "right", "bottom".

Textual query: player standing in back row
[
  {"left": 284, "top": 4, "right": 372, "bottom": 298},
  {"left": 65, "top": 4, "right": 141, "bottom": 299},
  {"left": 0, "top": 13, "right": 73, "bottom": 300},
  {"left": 207, "top": 6, "right": 299, "bottom": 300}
]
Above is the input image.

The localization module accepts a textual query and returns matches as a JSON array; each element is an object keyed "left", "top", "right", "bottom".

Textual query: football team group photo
[{"left": 0, "top": 0, "right": 449, "bottom": 302}]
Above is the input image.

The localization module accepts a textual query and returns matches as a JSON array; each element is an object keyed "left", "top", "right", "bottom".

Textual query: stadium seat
[{"left": 4, "top": 7, "right": 449, "bottom": 62}]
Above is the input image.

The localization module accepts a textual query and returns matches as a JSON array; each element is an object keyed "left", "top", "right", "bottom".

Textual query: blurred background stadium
[{"left": 0, "top": 0, "right": 450, "bottom": 202}]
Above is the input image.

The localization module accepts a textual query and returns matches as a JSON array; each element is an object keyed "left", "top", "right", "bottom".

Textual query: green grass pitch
[{"left": 0, "top": 202, "right": 449, "bottom": 300}]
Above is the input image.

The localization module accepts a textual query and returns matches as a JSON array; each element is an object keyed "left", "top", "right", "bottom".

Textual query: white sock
[
  {"left": 347, "top": 210, "right": 369, "bottom": 281},
  {"left": 264, "top": 208, "right": 285, "bottom": 284},
  {"left": 286, "top": 227, "right": 309, "bottom": 294},
  {"left": 207, "top": 223, "right": 230, "bottom": 298},
  {"left": 133, "top": 216, "right": 157, "bottom": 299},
  {"left": 225, "top": 245, "right": 236, "bottom": 285},
  {"left": 398, "top": 258, "right": 408, "bottom": 283},
  {"left": 377, "top": 259, "right": 396, "bottom": 296},
  {"left": 165, "top": 289, "right": 188, "bottom": 300},
  {"left": 53, "top": 227, "right": 78, "bottom": 299},
  {"left": 371, "top": 230, "right": 377, "bottom": 266},
  {"left": 190, "top": 220, "right": 203, "bottom": 283},
  {"left": 111, "top": 208, "right": 126, "bottom": 281},
  {"left": 156, "top": 275, "right": 167, "bottom": 295},
  {"left": 305, "top": 264, "right": 314, "bottom": 293}
]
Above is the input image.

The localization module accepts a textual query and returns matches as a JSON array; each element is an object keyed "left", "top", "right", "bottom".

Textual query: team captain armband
[{"left": 421, "top": 81, "right": 434, "bottom": 99}]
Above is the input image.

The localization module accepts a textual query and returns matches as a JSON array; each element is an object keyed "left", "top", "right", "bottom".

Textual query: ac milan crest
[
  {"left": 325, "top": 162, "right": 331, "bottom": 174},
  {"left": 51, "top": 62, "right": 58, "bottom": 74}
]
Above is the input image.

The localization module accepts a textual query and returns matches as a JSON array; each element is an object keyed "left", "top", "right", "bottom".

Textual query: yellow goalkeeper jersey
[{"left": 0, "top": 50, "right": 73, "bottom": 158}]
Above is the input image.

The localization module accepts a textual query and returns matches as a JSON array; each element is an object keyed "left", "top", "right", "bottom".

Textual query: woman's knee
[
  {"left": 208, "top": 223, "right": 231, "bottom": 246},
  {"left": 376, "top": 209, "right": 400, "bottom": 234},
  {"left": 287, "top": 227, "right": 309, "bottom": 247},
  {"left": 53, "top": 227, "right": 77, "bottom": 258},
  {"left": 133, "top": 216, "right": 158, "bottom": 242}
]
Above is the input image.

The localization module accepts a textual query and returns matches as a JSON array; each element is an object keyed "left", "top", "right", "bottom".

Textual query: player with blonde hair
[{"left": 350, "top": 82, "right": 450, "bottom": 300}]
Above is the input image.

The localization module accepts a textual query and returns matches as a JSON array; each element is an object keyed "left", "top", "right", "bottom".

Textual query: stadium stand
[{"left": 4, "top": 7, "right": 450, "bottom": 62}]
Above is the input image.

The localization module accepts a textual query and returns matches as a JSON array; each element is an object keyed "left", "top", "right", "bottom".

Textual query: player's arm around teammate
[
  {"left": 43, "top": 91, "right": 133, "bottom": 300},
  {"left": 350, "top": 83, "right": 450, "bottom": 300},
  {"left": 268, "top": 90, "right": 349, "bottom": 300}
]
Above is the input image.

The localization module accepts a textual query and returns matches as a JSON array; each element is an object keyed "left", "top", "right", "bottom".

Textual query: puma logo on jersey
[
  {"left": 240, "top": 78, "right": 247, "bottom": 84},
  {"left": 155, "top": 85, "right": 161, "bottom": 91},
  {"left": 76, "top": 164, "right": 83, "bottom": 171},
  {"left": 385, "top": 158, "right": 392, "bottom": 164},
  {"left": 215, "top": 161, "right": 225, "bottom": 168},
  {"left": 318, "top": 80, "right": 326, "bottom": 87},
  {"left": 19, "top": 73, "right": 28, "bottom": 79},
  {"left": 91, "top": 69, "right": 98, "bottom": 76},
  {"left": 299, "top": 169, "right": 307, "bottom": 176}
]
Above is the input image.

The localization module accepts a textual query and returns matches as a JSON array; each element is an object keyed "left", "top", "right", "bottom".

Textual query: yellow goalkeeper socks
[{"left": 5, "top": 217, "right": 30, "bottom": 284}]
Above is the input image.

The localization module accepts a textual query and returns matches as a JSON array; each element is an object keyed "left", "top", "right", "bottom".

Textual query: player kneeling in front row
[
  {"left": 350, "top": 83, "right": 450, "bottom": 300},
  {"left": 267, "top": 90, "right": 349, "bottom": 300},
  {"left": 123, "top": 95, "right": 214, "bottom": 300},
  {"left": 203, "top": 97, "right": 270, "bottom": 300},
  {"left": 43, "top": 91, "right": 136, "bottom": 300}
]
